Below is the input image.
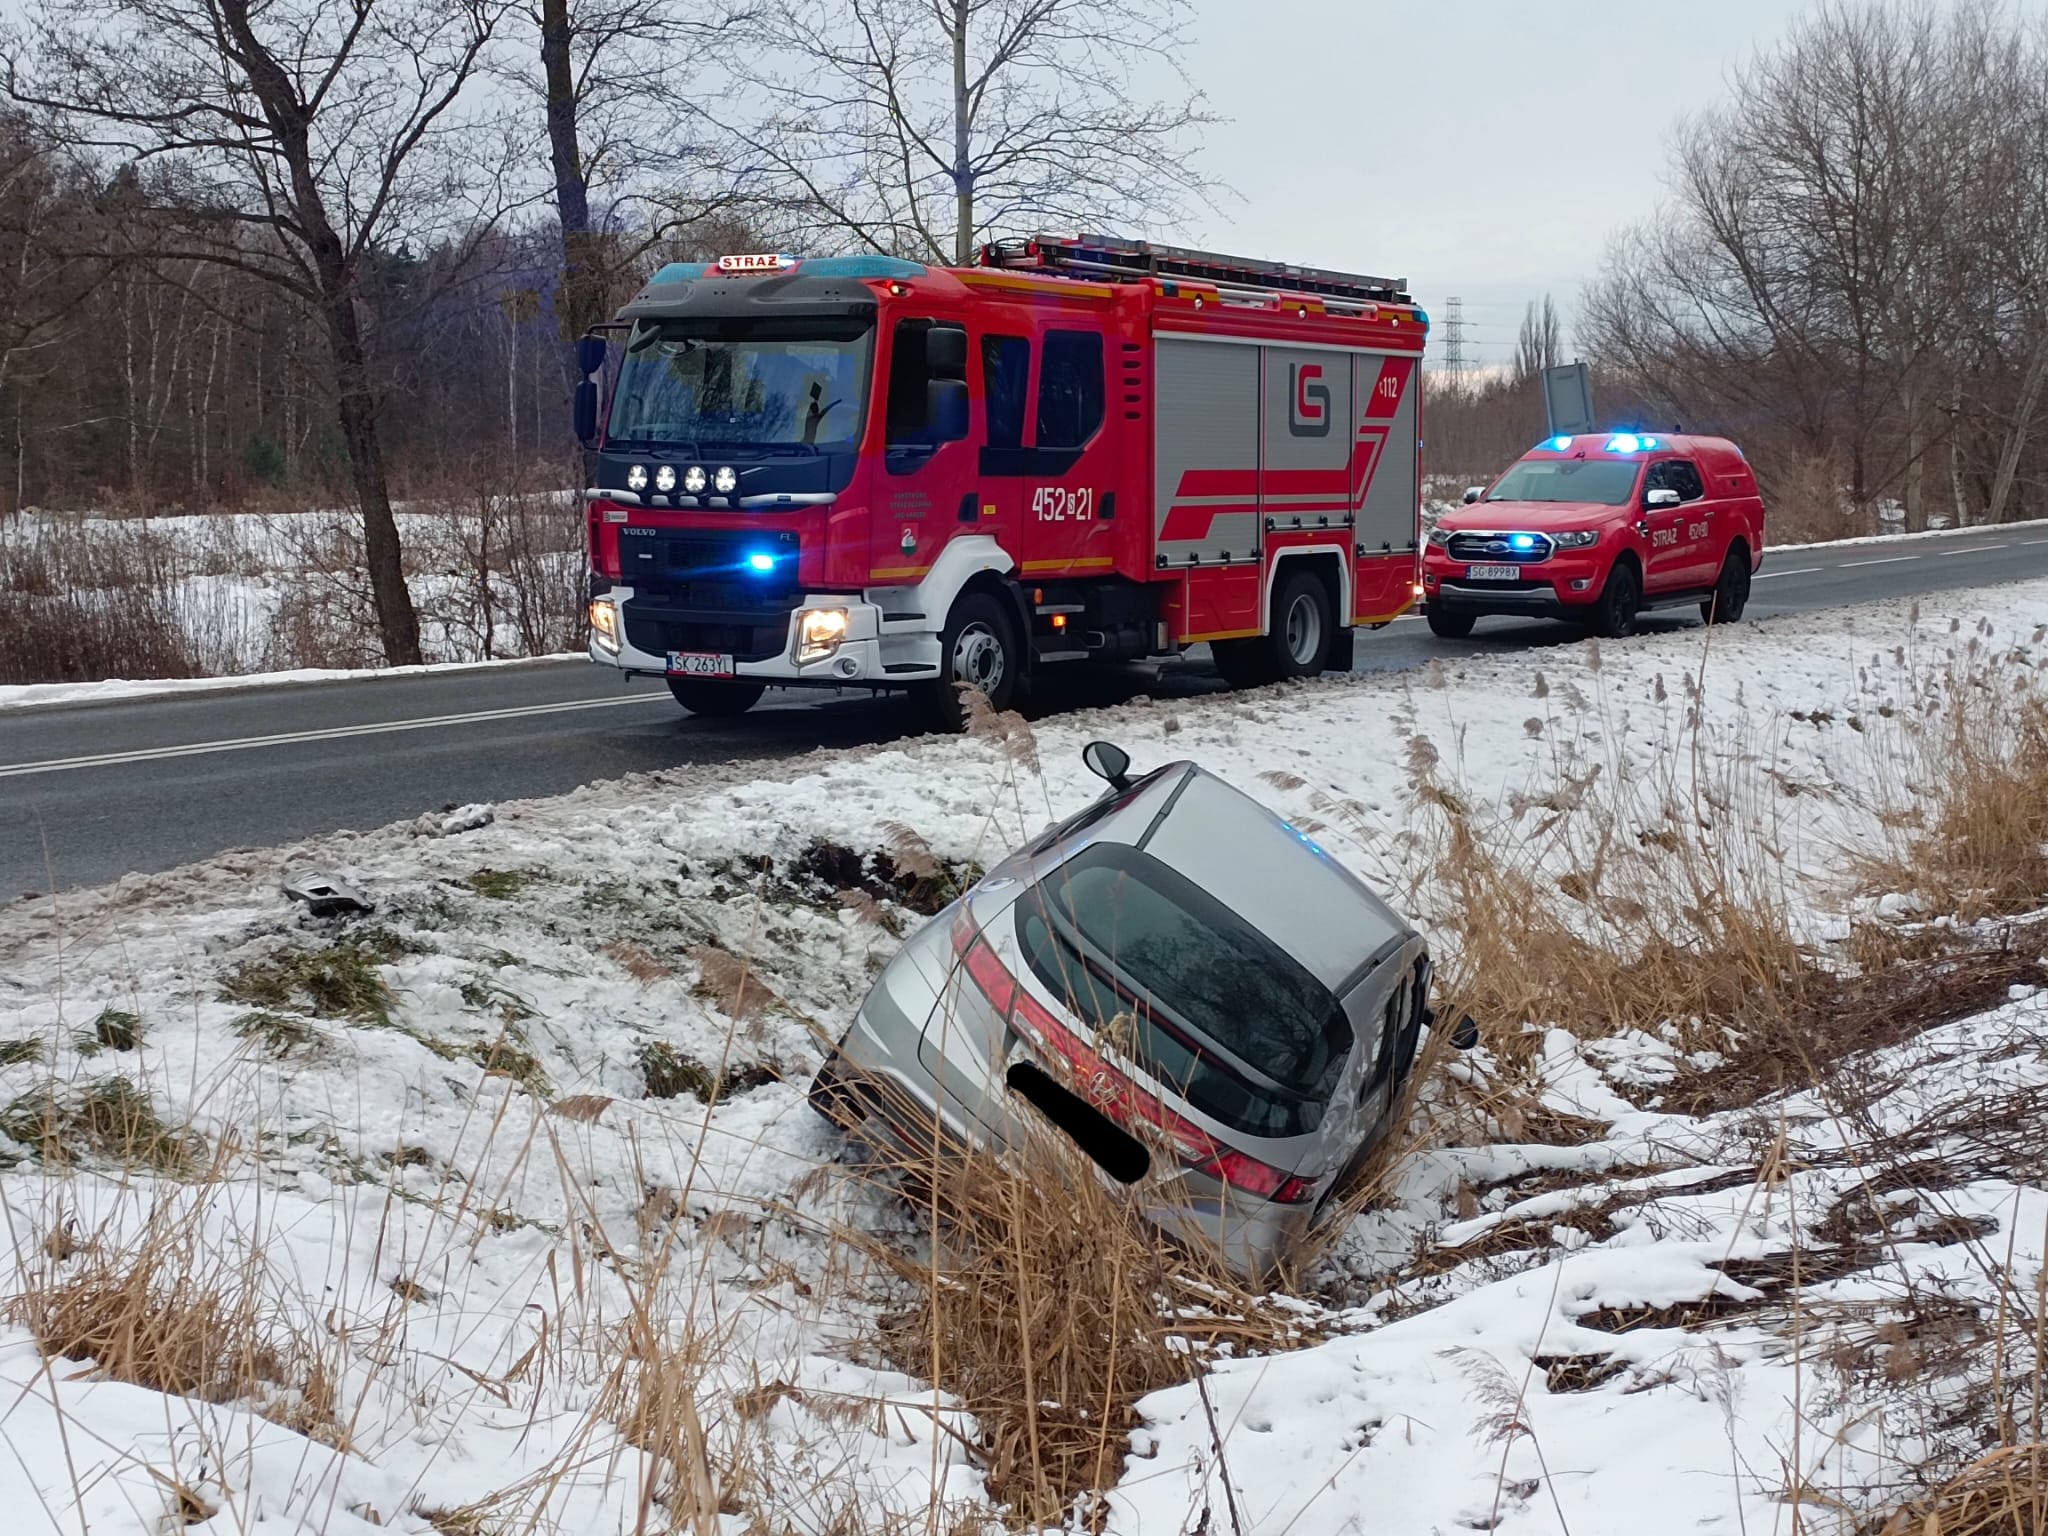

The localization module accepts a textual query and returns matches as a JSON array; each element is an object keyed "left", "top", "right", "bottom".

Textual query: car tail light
[{"left": 948, "top": 909, "right": 1314, "bottom": 1206}]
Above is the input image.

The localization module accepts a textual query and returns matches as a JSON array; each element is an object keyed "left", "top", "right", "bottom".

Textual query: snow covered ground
[{"left": 2, "top": 578, "right": 2046, "bottom": 1532}]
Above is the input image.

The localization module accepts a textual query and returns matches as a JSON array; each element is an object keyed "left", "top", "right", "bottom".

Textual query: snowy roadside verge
[{"left": 1, "top": 578, "right": 2046, "bottom": 1532}]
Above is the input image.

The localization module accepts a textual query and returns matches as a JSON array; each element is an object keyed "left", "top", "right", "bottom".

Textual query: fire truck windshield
[
  {"left": 607, "top": 314, "right": 874, "bottom": 453},
  {"left": 1487, "top": 458, "right": 1642, "bottom": 505}
]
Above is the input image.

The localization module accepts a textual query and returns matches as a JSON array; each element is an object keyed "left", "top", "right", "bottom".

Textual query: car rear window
[
  {"left": 1488, "top": 458, "right": 1640, "bottom": 505},
  {"left": 1015, "top": 843, "right": 1350, "bottom": 1135}
]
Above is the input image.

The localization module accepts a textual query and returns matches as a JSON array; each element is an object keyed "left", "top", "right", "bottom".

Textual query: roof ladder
[{"left": 978, "top": 232, "right": 1412, "bottom": 305}]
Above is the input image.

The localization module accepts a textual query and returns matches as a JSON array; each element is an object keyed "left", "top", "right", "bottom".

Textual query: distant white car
[{"left": 811, "top": 742, "right": 1471, "bottom": 1277}]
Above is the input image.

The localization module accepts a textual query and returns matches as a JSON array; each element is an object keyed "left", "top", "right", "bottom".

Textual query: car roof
[{"left": 1084, "top": 764, "right": 1412, "bottom": 992}]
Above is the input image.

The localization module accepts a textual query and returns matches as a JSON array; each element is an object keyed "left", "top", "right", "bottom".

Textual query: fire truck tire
[
  {"left": 1425, "top": 608, "right": 1476, "bottom": 639},
  {"left": 1589, "top": 560, "right": 1641, "bottom": 639},
  {"left": 1270, "top": 568, "right": 1335, "bottom": 679},
  {"left": 928, "top": 590, "right": 1018, "bottom": 731},
  {"left": 666, "top": 678, "right": 767, "bottom": 716},
  {"left": 1702, "top": 546, "right": 1751, "bottom": 624}
]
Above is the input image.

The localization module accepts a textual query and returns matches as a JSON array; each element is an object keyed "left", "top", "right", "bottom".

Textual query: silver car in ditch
[{"left": 810, "top": 742, "right": 1465, "bottom": 1277}]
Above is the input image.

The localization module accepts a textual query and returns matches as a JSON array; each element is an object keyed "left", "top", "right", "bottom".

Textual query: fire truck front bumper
[{"left": 586, "top": 586, "right": 944, "bottom": 687}]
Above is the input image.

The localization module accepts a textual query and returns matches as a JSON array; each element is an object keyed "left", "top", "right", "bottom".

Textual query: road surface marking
[
  {"left": 1753, "top": 567, "right": 1822, "bottom": 580},
  {"left": 2024, "top": 538, "right": 2048, "bottom": 546},
  {"left": 1839, "top": 555, "right": 1919, "bottom": 568},
  {"left": 1936, "top": 543, "right": 2008, "bottom": 556},
  {"left": 0, "top": 694, "right": 672, "bottom": 780}
]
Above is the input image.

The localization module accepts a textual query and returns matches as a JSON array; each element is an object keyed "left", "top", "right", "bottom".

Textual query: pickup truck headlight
[
  {"left": 1551, "top": 529, "right": 1600, "bottom": 549},
  {"left": 1425, "top": 526, "right": 1453, "bottom": 547},
  {"left": 795, "top": 607, "right": 850, "bottom": 664}
]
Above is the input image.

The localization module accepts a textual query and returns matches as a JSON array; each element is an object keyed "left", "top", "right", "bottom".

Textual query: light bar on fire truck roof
[{"left": 980, "top": 232, "right": 1413, "bottom": 305}]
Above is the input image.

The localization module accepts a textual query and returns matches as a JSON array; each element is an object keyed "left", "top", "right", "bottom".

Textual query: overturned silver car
[{"left": 810, "top": 743, "right": 1466, "bottom": 1276}]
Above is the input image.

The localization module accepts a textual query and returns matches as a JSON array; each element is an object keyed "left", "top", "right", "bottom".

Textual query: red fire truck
[{"left": 574, "top": 235, "right": 1428, "bottom": 725}]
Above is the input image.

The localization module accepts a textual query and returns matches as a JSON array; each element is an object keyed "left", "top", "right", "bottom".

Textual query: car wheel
[
  {"left": 1701, "top": 547, "right": 1752, "bottom": 624},
  {"left": 667, "top": 678, "right": 767, "bottom": 716},
  {"left": 928, "top": 590, "right": 1018, "bottom": 731},
  {"left": 1591, "top": 560, "right": 1641, "bottom": 639},
  {"left": 1426, "top": 607, "right": 1476, "bottom": 639}
]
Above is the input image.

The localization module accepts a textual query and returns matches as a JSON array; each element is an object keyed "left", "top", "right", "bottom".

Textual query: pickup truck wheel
[
  {"left": 667, "top": 678, "right": 766, "bottom": 716},
  {"left": 1426, "top": 607, "right": 1476, "bottom": 639},
  {"left": 928, "top": 591, "right": 1018, "bottom": 731},
  {"left": 1702, "top": 548, "right": 1752, "bottom": 624},
  {"left": 1590, "top": 561, "right": 1641, "bottom": 639}
]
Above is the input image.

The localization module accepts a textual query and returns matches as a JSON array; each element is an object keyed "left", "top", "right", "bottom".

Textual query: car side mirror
[
  {"left": 1082, "top": 740, "right": 1132, "bottom": 791},
  {"left": 1645, "top": 487, "right": 1681, "bottom": 509},
  {"left": 574, "top": 377, "right": 599, "bottom": 448},
  {"left": 1450, "top": 1013, "right": 1479, "bottom": 1050},
  {"left": 1462, "top": 486, "right": 1483, "bottom": 505},
  {"left": 926, "top": 377, "right": 968, "bottom": 443}
]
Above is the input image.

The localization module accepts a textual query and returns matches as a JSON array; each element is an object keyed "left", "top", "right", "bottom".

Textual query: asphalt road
[{"left": 5, "top": 522, "right": 2047, "bottom": 901}]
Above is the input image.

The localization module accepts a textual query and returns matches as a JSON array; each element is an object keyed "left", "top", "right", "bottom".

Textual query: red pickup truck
[{"left": 1421, "top": 432, "right": 1765, "bottom": 639}]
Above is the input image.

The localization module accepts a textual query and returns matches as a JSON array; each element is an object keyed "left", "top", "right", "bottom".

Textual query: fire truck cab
[{"left": 577, "top": 235, "right": 1428, "bottom": 725}]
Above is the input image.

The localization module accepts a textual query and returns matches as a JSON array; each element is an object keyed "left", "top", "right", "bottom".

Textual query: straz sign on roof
[{"left": 716, "top": 253, "right": 798, "bottom": 275}]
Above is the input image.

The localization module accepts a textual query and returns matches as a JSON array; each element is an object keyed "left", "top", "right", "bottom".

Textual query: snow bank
[{"left": 2, "top": 577, "right": 2046, "bottom": 1531}]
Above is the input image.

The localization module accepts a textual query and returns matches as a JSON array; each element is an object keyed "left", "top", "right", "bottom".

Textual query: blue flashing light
[
  {"left": 746, "top": 552, "right": 777, "bottom": 574},
  {"left": 649, "top": 261, "right": 711, "bottom": 284},
  {"left": 1606, "top": 433, "right": 1643, "bottom": 454},
  {"left": 1509, "top": 533, "right": 1538, "bottom": 551},
  {"left": 801, "top": 254, "right": 928, "bottom": 279},
  {"left": 1548, "top": 435, "right": 1573, "bottom": 451},
  {"left": 1641, "top": 435, "right": 1660, "bottom": 450}
]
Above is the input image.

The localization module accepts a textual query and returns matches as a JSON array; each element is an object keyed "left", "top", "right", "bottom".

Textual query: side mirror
[
  {"left": 1645, "top": 487, "right": 1681, "bottom": 509},
  {"left": 1450, "top": 1013, "right": 1479, "bottom": 1050},
  {"left": 1082, "top": 740, "right": 1132, "bottom": 791},
  {"left": 576, "top": 333, "right": 607, "bottom": 377},
  {"left": 573, "top": 377, "right": 599, "bottom": 448},
  {"left": 926, "top": 377, "right": 968, "bottom": 443},
  {"left": 1462, "top": 486, "right": 1483, "bottom": 505},
  {"left": 925, "top": 325, "right": 967, "bottom": 378}
]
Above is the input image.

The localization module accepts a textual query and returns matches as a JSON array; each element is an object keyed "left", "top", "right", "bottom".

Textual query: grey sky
[{"left": 1172, "top": 0, "right": 1828, "bottom": 366}]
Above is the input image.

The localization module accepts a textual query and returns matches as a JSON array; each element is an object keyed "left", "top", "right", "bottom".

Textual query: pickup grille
[{"left": 1447, "top": 531, "right": 1554, "bottom": 564}]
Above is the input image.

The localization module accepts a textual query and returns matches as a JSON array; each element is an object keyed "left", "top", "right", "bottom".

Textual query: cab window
[
  {"left": 1036, "top": 330, "right": 1105, "bottom": 450},
  {"left": 1647, "top": 460, "right": 1706, "bottom": 502}
]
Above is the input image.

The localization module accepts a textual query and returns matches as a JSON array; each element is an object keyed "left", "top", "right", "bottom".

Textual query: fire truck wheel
[
  {"left": 1702, "top": 547, "right": 1751, "bottom": 624},
  {"left": 666, "top": 678, "right": 767, "bottom": 716},
  {"left": 929, "top": 591, "right": 1018, "bottom": 730},
  {"left": 1270, "top": 568, "right": 1335, "bottom": 679},
  {"left": 1590, "top": 560, "right": 1641, "bottom": 639}
]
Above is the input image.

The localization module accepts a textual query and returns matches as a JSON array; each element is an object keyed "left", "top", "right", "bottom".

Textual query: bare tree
[
  {"left": 1513, "top": 295, "right": 1563, "bottom": 385},
  {"left": 3, "top": 0, "right": 520, "bottom": 664},
  {"left": 531, "top": 0, "right": 749, "bottom": 343},
  {"left": 725, "top": 0, "right": 1217, "bottom": 264}
]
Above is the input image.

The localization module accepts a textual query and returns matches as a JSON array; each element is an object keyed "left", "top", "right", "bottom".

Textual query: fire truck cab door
[
  {"left": 878, "top": 315, "right": 975, "bottom": 579},
  {"left": 975, "top": 321, "right": 1120, "bottom": 576}
]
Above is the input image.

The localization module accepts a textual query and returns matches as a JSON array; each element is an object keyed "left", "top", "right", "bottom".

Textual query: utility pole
[{"left": 1440, "top": 295, "right": 1469, "bottom": 389}]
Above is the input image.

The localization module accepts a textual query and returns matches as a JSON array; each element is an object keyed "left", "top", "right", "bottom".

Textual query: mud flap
[{"left": 1327, "top": 625, "right": 1355, "bottom": 673}]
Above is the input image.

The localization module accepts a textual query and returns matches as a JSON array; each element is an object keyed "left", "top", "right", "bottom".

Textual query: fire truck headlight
[
  {"left": 795, "top": 607, "right": 849, "bottom": 664},
  {"left": 682, "top": 465, "right": 708, "bottom": 494},
  {"left": 589, "top": 598, "right": 620, "bottom": 652},
  {"left": 625, "top": 464, "right": 649, "bottom": 492},
  {"left": 654, "top": 465, "right": 677, "bottom": 492},
  {"left": 713, "top": 465, "right": 739, "bottom": 495},
  {"left": 1552, "top": 529, "right": 1600, "bottom": 549}
]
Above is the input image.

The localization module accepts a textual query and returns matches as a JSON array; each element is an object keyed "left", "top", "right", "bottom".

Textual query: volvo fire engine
[{"left": 574, "top": 234, "right": 1429, "bottom": 725}]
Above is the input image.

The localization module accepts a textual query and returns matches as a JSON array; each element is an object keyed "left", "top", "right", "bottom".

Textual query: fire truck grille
[
  {"left": 1446, "top": 531, "right": 1554, "bottom": 564},
  {"left": 621, "top": 529, "right": 802, "bottom": 663}
]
